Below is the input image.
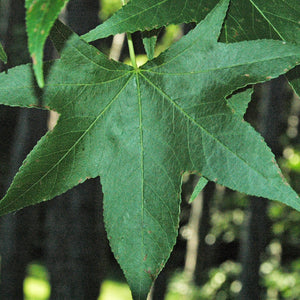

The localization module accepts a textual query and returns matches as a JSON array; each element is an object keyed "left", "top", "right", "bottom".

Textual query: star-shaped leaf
[
  {"left": 1, "top": 0, "right": 300, "bottom": 298},
  {"left": 26, "top": 0, "right": 70, "bottom": 87}
]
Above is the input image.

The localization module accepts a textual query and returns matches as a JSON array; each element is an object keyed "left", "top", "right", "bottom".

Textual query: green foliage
[
  {"left": 189, "top": 177, "right": 208, "bottom": 203},
  {"left": 0, "top": 42, "right": 7, "bottom": 64},
  {"left": 25, "top": 0, "right": 70, "bottom": 87},
  {"left": 82, "top": 0, "right": 213, "bottom": 42},
  {"left": 100, "top": 0, "right": 122, "bottom": 21},
  {"left": 222, "top": 0, "right": 300, "bottom": 96},
  {"left": 0, "top": 0, "right": 300, "bottom": 299},
  {"left": 83, "top": 0, "right": 300, "bottom": 96},
  {"left": 24, "top": 263, "right": 51, "bottom": 300},
  {"left": 224, "top": 0, "right": 300, "bottom": 44},
  {"left": 142, "top": 29, "right": 161, "bottom": 60},
  {"left": 166, "top": 262, "right": 241, "bottom": 300}
]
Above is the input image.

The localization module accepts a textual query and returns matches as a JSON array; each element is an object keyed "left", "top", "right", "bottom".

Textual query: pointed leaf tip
[{"left": 26, "top": 0, "right": 70, "bottom": 88}]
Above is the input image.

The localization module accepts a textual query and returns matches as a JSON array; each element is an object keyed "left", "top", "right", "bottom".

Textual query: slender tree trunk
[
  {"left": 194, "top": 182, "right": 215, "bottom": 286},
  {"left": 66, "top": 0, "right": 100, "bottom": 36},
  {"left": 239, "top": 77, "right": 290, "bottom": 299}
]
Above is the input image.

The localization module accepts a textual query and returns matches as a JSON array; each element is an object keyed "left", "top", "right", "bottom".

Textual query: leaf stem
[
  {"left": 126, "top": 32, "right": 138, "bottom": 70},
  {"left": 121, "top": 0, "right": 138, "bottom": 69}
]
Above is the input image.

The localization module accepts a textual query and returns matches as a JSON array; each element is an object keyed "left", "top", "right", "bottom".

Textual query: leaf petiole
[
  {"left": 121, "top": 0, "right": 138, "bottom": 69},
  {"left": 126, "top": 32, "right": 138, "bottom": 70}
]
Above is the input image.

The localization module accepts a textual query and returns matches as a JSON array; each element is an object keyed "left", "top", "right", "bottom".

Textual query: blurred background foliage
[{"left": 1, "top": 0, "right": 300, "bottom": 299}]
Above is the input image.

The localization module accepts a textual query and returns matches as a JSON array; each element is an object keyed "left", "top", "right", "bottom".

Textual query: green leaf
[
  {"left": 142, "top": 29, "right": 161, "bottom": 60},
  {"left": 142, "top": 35, "right": 156, "bottom": 60},
  {"left": 222, "top": 0, "right": 300, "bottom": 96},
  {"left": 25, "top": 0, "right": 69, "bottom": 88},
  {"left": 82, "top": 0, "right": 216, "bottom": 42},
  {"left": 189, "top": 177, "right": 208, "bottom": 203},
  {"left": 227, "top": 88, "right": 252, "bottom": 116},
  {"left": 1, "top": 0, "right": 300, "bottom": 298},
  {"left": 0, "top": 42, "right": 7, "bottom": 64},
  {"left": 224, "top": 0, "right": 300, "bottom": 44},
  {"left": 83, "top": 0, "right": 300, "bottom": 96},
  {"left": 288, "top": 67, "right": 300, "bottom": 97},
  {"left": 83, "top": 0, "right": 300, "bottom": 44},
  {"left": 189, "top": 88, "right": 252, "bottom": 203}
]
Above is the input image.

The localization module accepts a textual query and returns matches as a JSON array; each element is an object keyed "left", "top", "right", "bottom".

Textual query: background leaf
[
  {"left": 227, "top": 88, "right": 253, "bottom": 116},
  {"left": 25, "top": 0, "right": 69, "bottom": 88},
  {"left": 189, "top": 177, "right": 208, "bottom": 203},
  {"left": 142, "top": 29, "right": 161, "bottom": 60},
  {"left": 82, "top": 0, "right": 217, "bottom": 42},
  {"left": 222, "top": 0, "right": 300, "bottom": 95},
  {"left": 223, "top": 0, "right": 300, "bottom": 44},
  {"left": 288, "top": 67, "right": 300, "bottom": 97},
  {"left": 0, "top": 42, "right": 7, "bottom": 64}
]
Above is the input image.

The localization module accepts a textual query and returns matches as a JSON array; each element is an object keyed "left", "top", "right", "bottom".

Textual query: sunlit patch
[
  {"left": 99, "top": 280, "right": 132, "bottom": 300},
  {"left": 23, "top": 263, "right": 50, "bottom": 300}
]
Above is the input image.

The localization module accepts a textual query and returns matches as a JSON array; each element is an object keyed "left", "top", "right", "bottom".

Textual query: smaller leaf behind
[
  {"left": 222, "top": 0, "right": 300, "bottom": 100},
  {"left": 227, "top": 88, "right": 253, "bottom": 116},
  {"left": 142, "top": 29, "right": 161, "bottom": 60},
  {"left": 0, "top": 42, "right": 7, "bottom": 64},
  {"left": 288, "top": 67, "right": 300, "bottom": 97},
  {"left": 189, "top": 177, "right": 208, "bottom": 203},
  {"left": 26, "top": 0, "right": 69, "bottom": 88}
]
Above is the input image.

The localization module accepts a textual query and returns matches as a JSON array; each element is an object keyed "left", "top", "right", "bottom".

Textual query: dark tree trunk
[
  {"left": 1, "top": 0, "right": 30, "bottom": 67},
  {"left": 194, "top": 182, "right": 215, "bottom": 286},
  {"left": 45, "top": 179, "right": 108, "bottom": 299},
  {"left": 45, "top": 1, "right": 109, "bottom": 299},
  {"left": 66, "top": 0, "right": 100, "bottom": 36},
  {"left": 239, "top": 196, "right": 269, "bottom": 300},
  {"left": 0, "top": 108, "right": 48, "bottom": 299},
  {"left": 0, "top": 0, "right": 29, "bottom": 193},
  {"left": 239, "top": 77, "right": 291, "bottom": 299}
]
